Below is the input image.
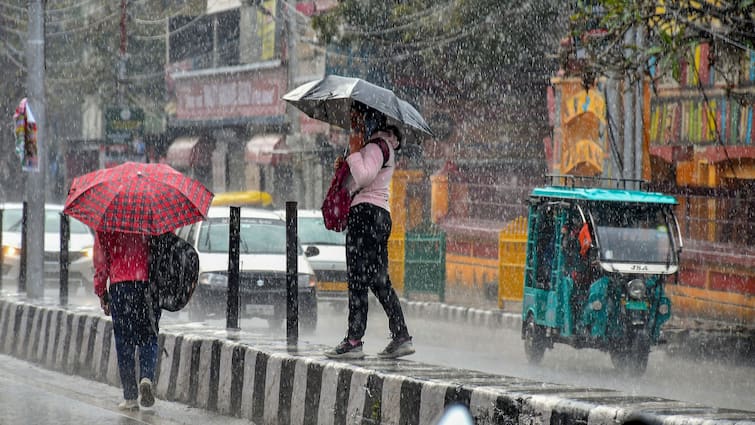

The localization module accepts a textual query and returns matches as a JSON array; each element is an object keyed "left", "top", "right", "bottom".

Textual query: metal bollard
[
  {"left": 285, "top": 201, "right": 298, "bottom": 345},
  {"left": 226, "top": 206, "right": 240, "bottom": 330},
  {"left": 59, "top": 213, "right": 70, "bottom": 306},
  {"left": 19, "top": 201, "right": 28, "bottom": 292}
]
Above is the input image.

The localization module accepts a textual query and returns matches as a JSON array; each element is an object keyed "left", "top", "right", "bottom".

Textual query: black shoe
[
  {"left": 377, "top": 336, "right": 415, "bottom": 359},
  {"left": 324, "top": 339, "right": 365, "bottom": 359}
]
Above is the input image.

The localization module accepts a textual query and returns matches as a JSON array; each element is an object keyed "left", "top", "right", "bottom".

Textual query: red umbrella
[{"left": 63, "top": 162, "right": 214, "bottom": 235}]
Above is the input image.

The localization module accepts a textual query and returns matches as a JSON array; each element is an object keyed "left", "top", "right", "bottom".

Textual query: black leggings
[{"left": 346, "top": 203, "right": 409, "bottom": 341}]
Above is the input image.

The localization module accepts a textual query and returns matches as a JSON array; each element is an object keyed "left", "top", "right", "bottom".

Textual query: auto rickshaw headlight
[
  {"left": 627, "top": 279, "right": 646, "bottom": 300},
  {"left": 658, "top": 303, "right": 669, "bottom": 315},
  {"left": 591, "top": 300, "right": 602, "bottom": 311}
]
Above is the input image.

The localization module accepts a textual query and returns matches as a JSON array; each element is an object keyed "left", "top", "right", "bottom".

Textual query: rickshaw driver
[{"left": 562, "top": 214, "right": 593, "bottom": 327}]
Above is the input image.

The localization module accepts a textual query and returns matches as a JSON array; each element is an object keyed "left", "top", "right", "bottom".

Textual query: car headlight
[
  {"left": 198, "top": 272, "right": 228, "bottom": 287},
  {"left": 81, "top": 247, "right": 94, "bottom": 258},
  {"left": 2, "top": 245, "right": 21, "bottom": 258},
  {"left": 298, "top": 274, "right": 316, "bottom": 288},
  {"left": 627, "top": 279, "right": 646, "bottom": 300}
]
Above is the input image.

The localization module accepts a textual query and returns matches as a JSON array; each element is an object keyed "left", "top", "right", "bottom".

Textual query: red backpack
[{"left": 321, "top": 138, "right": 390, "bottom": 232}]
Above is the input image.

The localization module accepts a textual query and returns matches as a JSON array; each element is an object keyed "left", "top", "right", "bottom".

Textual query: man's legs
[
  {"left": 137, "top": 336, "right": 158, "bottom": 381},
  {"left": 113, "top": 322, "right": 138, "bottom": 400}
]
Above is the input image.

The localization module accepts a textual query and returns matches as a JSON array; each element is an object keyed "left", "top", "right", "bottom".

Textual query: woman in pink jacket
[{"left": 324, "top": 104, "right": 415, "bottom": 359}]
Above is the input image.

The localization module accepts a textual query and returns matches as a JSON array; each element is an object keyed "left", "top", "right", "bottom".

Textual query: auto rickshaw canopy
[{"left": 531, "top": 187, "right": 678, "bottom": 205}]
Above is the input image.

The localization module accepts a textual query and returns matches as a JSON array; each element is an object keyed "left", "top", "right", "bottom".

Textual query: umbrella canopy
[
  {"left": 63, "top": 162, "right": 214, "bottom": 235},
  {"left": 282, "top": 75, "right": 433, "bottom": 143}
]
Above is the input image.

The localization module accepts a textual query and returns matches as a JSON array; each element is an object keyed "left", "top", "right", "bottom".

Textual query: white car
[
  {"left": 281, "top": 210, "right": 348, "bottom": 309},
  {"left": 175, "top": 207, "right": 319, "bottom": 331},
  {"left": 1, "top": 203, "right": 95, "bottom": 288}
]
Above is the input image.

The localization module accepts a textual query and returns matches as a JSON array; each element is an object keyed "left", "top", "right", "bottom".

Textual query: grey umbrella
[{"left": 282, "top": 75, "right": 434, "bottom": 143}]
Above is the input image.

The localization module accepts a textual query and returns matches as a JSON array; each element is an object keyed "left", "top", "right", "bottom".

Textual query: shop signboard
[
  {"left": 105, "top": 107, "right": 144, "bottom": 144},
  {"left": 174, "top": 65, "right": 287, "bottom": 120}
]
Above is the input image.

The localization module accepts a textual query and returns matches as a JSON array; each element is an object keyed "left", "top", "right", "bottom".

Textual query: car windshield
[
  {"left": 4, "top": 208, "right": 90, "bottom": 235},
  {"left": 298, "top": 216, "right": 345, "bottom": 245},
  {"left": 2, "top": 208, "right": 23, "bottom": 231},
  {"left": 590, "top": 203, "right": 675, "bottom": 264},
  {"left": 197, "top": 217, "right": 301, "bottom": 254}
]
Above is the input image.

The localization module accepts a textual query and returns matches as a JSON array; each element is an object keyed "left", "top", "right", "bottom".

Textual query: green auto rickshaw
[{"left": 521, "top": 178, "right": 683, "bottom": 375}]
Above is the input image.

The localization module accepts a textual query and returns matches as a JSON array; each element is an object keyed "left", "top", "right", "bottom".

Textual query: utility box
[{"left": 404, "top": 230, "right": 446, "bottom": 301}]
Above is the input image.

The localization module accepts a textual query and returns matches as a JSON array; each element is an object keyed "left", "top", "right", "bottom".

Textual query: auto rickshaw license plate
[{"left": 246, "top": 304, "right": 275, "bottom": 316}]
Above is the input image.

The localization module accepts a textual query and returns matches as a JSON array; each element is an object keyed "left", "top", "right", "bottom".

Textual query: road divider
[{"left": 1, "top": 298, "right": 753, "bottom": 425}]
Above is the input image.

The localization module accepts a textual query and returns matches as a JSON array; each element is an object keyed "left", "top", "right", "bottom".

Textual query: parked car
[
  {"left": 176, "top": 207, "right": 319, "bottom": 331},
  {"left": 1, "top": 203, "right": 95, "bottom": 288},
  {"left": 280, "top": 209, "right": 348, "bottom": 310}
]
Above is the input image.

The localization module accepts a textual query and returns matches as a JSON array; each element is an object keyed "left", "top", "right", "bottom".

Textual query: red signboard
[
  {"left": 174, "top": 67, "right": 287, "bottom": 120},
  {"left": 299, "top": 113, "right": 329, "bottom": 134}
]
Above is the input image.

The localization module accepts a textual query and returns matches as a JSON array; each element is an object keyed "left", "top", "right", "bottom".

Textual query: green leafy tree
[{"left": 571, "top": 0, "right": 755, "bottom": 86}]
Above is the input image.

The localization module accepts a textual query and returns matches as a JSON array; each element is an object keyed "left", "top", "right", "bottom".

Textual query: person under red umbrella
[
  {"left": 64, "top": 162, "right": 213, "bottom": 411},
  {"left": 94, "top": 230, "right": 157, "bottom": 411}
]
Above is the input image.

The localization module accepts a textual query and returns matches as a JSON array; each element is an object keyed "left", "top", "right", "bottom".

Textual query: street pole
[
  {"left": 284, "top": 1, "right": 304, "bottom": 206},
  {"left": 25, "top": 0, "right": 47, "bottom": 299},
  {"left": 119, "top": 0, "right": 128, "bottom": 106},
  {"left": 622, "top": 28, "right": 635, "bottom": 183},
  {"left": 605, "top": 74, "right": 623, "bottom": 179},
  {"left": 634, "top": 26, "right": 646, "bottom": 184}
]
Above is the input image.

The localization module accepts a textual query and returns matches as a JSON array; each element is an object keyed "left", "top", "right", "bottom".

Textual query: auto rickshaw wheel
[
  {"left": 523, "top": 314, "right": 546, "bottom": 364},
  {"left": 609, "top": 332, "right": 650, "bottom": 375}
]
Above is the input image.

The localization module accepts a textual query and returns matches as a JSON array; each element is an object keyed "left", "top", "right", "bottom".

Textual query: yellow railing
[{"left": 497, "top": 216, "right": 528, "bottom": 308}]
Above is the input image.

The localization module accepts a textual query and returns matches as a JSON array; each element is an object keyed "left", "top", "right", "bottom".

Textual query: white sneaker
[
  {"left": 377, "top": 336, "right": 415, "bottom": 359},
  {"left": 139, "top": 378, "right": 155, "bottom": 407},
  {"left": 118, "top": 399, "right": 139, "bottom": 411}
]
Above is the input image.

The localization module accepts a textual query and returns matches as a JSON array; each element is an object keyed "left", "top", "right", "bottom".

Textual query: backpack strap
[{"left": 368, "top": 137, "right": 391, "bottom": 168}]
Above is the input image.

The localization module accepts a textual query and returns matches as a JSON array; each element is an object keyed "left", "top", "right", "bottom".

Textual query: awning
[
  {"left": 166, "top": 137, "right": 199, "bottom": 168},
  {"left": 206, "top": 0, "right": 240, "bottom": 14},
  {"left": 245, "top": 134, "right": 290, "bottom": 165}
]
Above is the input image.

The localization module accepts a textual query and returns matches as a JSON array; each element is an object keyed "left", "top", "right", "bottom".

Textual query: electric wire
[
  {"left": 46, "top": 11, "right": 120, "bottom": 37},
  {"left": 45, "top": 0, "right": 112, "bottom": 15},
  {"left": 0, "top": 0, "right": 25, "bottom": 14}
]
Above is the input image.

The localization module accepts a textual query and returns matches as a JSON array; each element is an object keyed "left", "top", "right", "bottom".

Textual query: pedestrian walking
[
  {"left": 94, "top": 230, "right": 159, "bottom": 411},
  {"left": 64, "top": 162, "right": 212, "bottom": 410},
  {"left": 325, "top": 103, "right": 415, "bottom": 359}
]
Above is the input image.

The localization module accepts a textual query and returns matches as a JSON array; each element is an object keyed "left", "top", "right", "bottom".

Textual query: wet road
[{"left": 0, "top": 353, "right": 251, "bottom": 425}]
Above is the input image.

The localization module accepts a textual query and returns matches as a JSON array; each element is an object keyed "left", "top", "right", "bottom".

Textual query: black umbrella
[{"left": 282, "top": 75, "right": 433, "bottom": 143}]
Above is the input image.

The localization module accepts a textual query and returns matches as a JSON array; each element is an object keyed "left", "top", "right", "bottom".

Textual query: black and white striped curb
[
  {"left": 2, "top": 299, "right": 753, "bottom": 425},
  {"left": 400, "top": 299, "right": 522, "bottom": 330}
]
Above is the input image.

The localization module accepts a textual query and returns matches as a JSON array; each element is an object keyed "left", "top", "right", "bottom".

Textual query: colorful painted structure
[{"left": 390, "top": 43, "right": 753, "bottom": 327}]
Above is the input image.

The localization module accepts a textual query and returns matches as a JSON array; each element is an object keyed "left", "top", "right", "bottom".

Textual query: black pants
[
  {"left": 346, "top": 203, "right": 409, "bottom": 341},
  {"left": 109, "top": 281, "right": 161, "bottom": 400}
]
